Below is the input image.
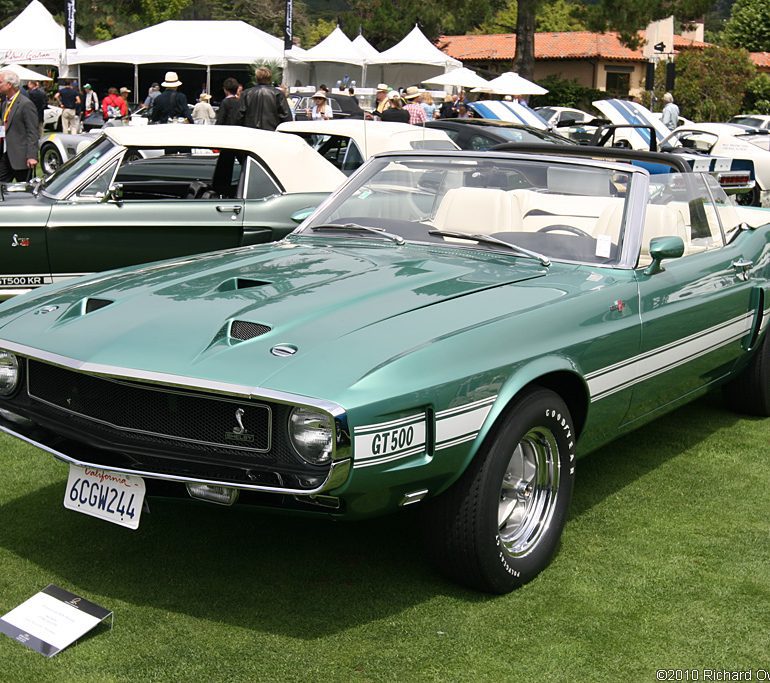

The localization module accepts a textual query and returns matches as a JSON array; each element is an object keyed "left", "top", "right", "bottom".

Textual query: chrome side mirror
[{"left": 101, "top": 182, "right": 124, "bottom": 204}]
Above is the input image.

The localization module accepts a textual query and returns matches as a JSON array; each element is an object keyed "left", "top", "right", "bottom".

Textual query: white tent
[
  {"left": 423, "top": 67, "right": 489, "bottom": 89},
  {"left": 286, "top": 26, "right": 365, "bottom": 88},
  {"left": 70, "top": 20, "right": 287, "bottom": 66},
  {"left": 1, "top": 63, "right": 52, "bottom": 81},
  {"left": 0, "top": 0, "right": 89, "bottom": 67},
  {"left": 70, "top": 20, "right": 305, "bottom": 96},
  {"left": 352, "top": 35, "right": 380, "bottom": 61},
  {"left": 472, "top": 72, "right": 548, "bottom": 96},
  {"left": 367, "top": 25, "right": 461, "bottom": 88}
]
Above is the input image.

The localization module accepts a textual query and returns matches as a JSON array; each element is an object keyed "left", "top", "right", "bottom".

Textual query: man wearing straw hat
[{"left": 151, "top": 71, "right": 193, "bottom": 124}]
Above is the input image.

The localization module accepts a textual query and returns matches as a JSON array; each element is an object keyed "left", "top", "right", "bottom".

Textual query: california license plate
[{"left": 63, "top": 465, "right": 145, "bottom": 530}]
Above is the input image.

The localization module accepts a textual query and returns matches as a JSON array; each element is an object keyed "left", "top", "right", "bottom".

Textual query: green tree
[
  {"left": 297, "top": 17, "right": 337, "bottom": 48},
  {"left": 722, "top": 0, "right": 770, "bottom": 52},
  {"left": 673, "top": 46, "right": 756, "bottom": 121},
  {"left": 141, "top": 0, "right": 191, "bottom": 25},
  {"left": 477, "top": 0, "right": 585, "bottom": 34},
  {"left": 743, "top": 73, "right": 770, "bottom": 114}
]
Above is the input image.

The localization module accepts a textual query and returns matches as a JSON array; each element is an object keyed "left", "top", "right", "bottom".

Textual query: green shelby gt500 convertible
[{"left": 0, "top": 148, "right": 768, "bottom": 593}]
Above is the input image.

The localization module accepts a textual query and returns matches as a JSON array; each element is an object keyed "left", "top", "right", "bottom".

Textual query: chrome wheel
[
  {"left": 498, "top": 426, "right": 560, "bottom": 558},
  {"left": 41, "top": 145, "right": 62, "bottom": 175},
  {"left": 422, "top": 388, "right": 575, "bottom": 593}
]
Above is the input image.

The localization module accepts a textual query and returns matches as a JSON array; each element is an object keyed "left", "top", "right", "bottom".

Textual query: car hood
[{"left": 0, "top": 239, "right": 552, "bottom": 400}]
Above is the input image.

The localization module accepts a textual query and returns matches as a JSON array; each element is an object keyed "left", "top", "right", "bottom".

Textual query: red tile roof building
[{"left": 436, "top": 31, "right": 710, "bottom": 96}]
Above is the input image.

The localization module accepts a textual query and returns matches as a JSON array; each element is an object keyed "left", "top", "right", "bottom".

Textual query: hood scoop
[
  {"left": 216, "top": 277, "right": 272, "bottom": 292},
  {"left": 85, "top": 298, "right": 114, "bottom": 314},
  {"left": 230, "top": 320, "right": 272, "bottom": 341}
]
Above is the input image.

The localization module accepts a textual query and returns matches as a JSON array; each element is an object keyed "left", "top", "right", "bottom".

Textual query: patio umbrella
[
  {"left": 472, "top": 71, "right": 547, "bottom": 96},
  {"left": 1, "top": 63, "right": 52, "bottom": 81},
  {"left": 422, "top": 67, "right": 490, "bottom": 89}
]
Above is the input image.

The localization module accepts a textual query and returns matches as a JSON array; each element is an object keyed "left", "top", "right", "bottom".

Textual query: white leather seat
[{"left": 433, "top": 187, "right": 515, "bottom": 235}]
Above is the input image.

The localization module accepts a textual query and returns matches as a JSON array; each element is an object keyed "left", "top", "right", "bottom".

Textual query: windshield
[
  {"left": 662, "top": 130, "right": 717, "bottom": 154},
  {"left": 490, "top": 126, "right": 573, "bottom": 145},
  {"left": 42, "top": 136, "right": 118, "bottom": 197},
  {"left": 299, "top": 155, "right": 636, "bottom": 266}
]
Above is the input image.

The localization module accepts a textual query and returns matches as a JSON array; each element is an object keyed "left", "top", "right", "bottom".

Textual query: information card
[{"left": 0, "top": 584, "right": 112, "bottom": 657}]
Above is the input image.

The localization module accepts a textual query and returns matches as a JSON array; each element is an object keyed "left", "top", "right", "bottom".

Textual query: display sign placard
[{"left": 0, "top": 584, "right": 112, "bottom": 657}]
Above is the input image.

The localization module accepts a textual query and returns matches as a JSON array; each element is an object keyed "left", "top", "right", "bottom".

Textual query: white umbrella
[
  {"left": 1, "top": 62, "right": 52, "bottom": 81},
  {"left": 422, "top": 67, "right": 490, "bottom": 89},
  {"left": 472, "top": 71, "right": 547, "bottom": 96}
]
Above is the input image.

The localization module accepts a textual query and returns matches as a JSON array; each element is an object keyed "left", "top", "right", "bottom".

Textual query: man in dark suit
[{"left": 0, "top": 70, "right": 39, "bottom": 182}]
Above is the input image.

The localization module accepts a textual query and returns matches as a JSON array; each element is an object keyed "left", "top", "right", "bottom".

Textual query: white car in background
[
  {"left": 277, "top": 119, "right": 458, "bottom": 174},
  {"left": 729, "top": 114, "right": 770, "bottom": 131},
  {"left": 663, "top": 123, "right": 770, "bottom": 207},
  {"left": 534, "top": 106, "right": 594, "bottom": 128}
]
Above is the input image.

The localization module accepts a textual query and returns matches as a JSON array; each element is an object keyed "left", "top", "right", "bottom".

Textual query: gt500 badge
[{"left": 353, "top": 413, "right": 426, "bottom": 468}]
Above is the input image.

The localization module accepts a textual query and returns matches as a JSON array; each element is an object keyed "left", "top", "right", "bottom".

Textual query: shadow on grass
[
  {"left": 0, "top": 395, "right": 754, "bottom": 636},
  {"left": 570, "top": 394, "right": 748, "bottom": 519}
]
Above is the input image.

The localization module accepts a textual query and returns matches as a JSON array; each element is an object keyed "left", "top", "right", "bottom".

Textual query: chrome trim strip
[
  {"left": 0, "top": 338, "right": 347, "bottom": 417},
  {"left": 0, "top": 422, "right": 351, "bottom": 496}
]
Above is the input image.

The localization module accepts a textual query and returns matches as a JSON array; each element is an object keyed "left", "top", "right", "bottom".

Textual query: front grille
[
  {"left": 28, "top": 360, "right": 272, "bottom": 452},
  {"left": 230, "top": 320, "right": 271, "bottom": 341}
]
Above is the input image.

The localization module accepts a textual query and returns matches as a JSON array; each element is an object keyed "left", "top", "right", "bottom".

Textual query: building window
[{"left": 605, "top": 72, "right": 630, "bottom": 96}]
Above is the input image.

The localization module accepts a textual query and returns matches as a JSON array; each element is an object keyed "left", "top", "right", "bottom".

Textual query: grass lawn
[{"left": 0, "top": 394, "right": 768, "bottom": 681}]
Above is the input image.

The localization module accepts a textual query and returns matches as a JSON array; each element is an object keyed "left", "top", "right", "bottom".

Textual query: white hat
[
  {"left": 312, "top": 90, "right": 327, "bottom": 99},
  {"left": 119, "top": 86, "right": 131, "bottom": 94},
  {"left": 403, "top": 86, "right": 422, "bottom": 100},
  {"left": 199, "top": 93, "right": 212, "bottom": 101},
  {"left": 387, "top": 90, "right": 401, "bottom": 101},
  {"left": 162, "top": 71, "right": 182, "bottom": 88},
  {"left": 376, "top": 83, "right": 389, "bottom": 92}
]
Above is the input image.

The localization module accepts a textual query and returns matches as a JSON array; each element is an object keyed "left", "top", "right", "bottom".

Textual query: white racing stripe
[{"left": 588, "top": 312, "right": 754, "bottom": 401}]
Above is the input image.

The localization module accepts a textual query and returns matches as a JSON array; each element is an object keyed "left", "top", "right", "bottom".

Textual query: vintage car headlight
[
  {"left": 0, "top": 351, "right": 20, "bottom": 397},
  {"left": 289, "top": 407, "right": 333, "bottom": 465}
]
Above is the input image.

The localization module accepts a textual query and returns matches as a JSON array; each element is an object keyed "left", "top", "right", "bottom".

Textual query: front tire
[
  {"left": 40, "top": 144, "right": 63, "bottom": 175},
  {"left": 423, "top": 387, "right": 576, "bottom": 593}
]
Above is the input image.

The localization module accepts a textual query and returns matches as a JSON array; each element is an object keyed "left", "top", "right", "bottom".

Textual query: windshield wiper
[
  {"left": 309, "top": 223, "right": 405, "bottom": 245},
  {"left": 428, "top": 230, "right": 551, "bottom": 267}
]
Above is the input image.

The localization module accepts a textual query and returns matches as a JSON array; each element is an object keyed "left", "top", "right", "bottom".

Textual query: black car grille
[{"left": 23, "top": 360, "right": 323, "bottom": 484}]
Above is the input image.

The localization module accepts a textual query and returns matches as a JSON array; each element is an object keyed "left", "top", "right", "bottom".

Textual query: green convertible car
[{"left": 0, "top": 148, "right": 768, "bottom": 594}]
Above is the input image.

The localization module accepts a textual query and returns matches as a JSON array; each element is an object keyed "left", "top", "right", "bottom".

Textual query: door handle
[
  {"left": 732, "top": 258, "right": 753, "bottom": 281},
  {"left": 216, "top": 205, "right": 242, "bottom": 214}
]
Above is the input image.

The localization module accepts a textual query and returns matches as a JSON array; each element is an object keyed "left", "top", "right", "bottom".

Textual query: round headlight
[
  {"left": 0, "top": 351, "right": 20, "bottom": 397},
  {"left": 289, "top": 407, "right": 333, "bottom": 465}
]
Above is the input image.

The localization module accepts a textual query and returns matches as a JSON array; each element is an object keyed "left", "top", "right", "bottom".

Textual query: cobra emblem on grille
[
  {"left": 233, "top": 408, "right": 246, "bottom": 435},
  {"left": 225, "top": 407, "right": 255, "bottom": 443}
]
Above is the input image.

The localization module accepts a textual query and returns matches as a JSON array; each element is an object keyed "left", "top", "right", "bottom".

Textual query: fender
[{"left": 438, "top": 354, "right": 587, "bottom": 495}]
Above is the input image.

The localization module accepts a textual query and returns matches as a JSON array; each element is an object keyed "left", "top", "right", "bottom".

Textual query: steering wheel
[{"left": 537, "top": 224, "right": 593, "bottom": 239}]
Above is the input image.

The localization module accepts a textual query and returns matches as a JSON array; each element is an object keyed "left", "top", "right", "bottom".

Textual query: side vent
[
  {"left": 85, "top": 298, "right": 113, "bottom": 314},
  {"left": 230, "top": 321, "right": 271, "bottom": 341}
]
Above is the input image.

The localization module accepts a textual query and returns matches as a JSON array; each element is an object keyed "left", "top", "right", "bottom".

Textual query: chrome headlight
[
  {"left": 0, "top": 351, "right": 20, "bottom": 397},
  {"left": 289, "top": 407, "right": 333, "bottom": 465}
]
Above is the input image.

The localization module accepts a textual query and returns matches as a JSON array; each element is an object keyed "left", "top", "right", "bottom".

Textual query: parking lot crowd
[{"left": 0, "top": 64, "right": 508, "bottom": 180}]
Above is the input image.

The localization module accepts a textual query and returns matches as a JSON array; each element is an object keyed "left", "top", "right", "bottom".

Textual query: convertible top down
[{"left": 0, "top": 147, "right": 768, "bottom": 593}]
